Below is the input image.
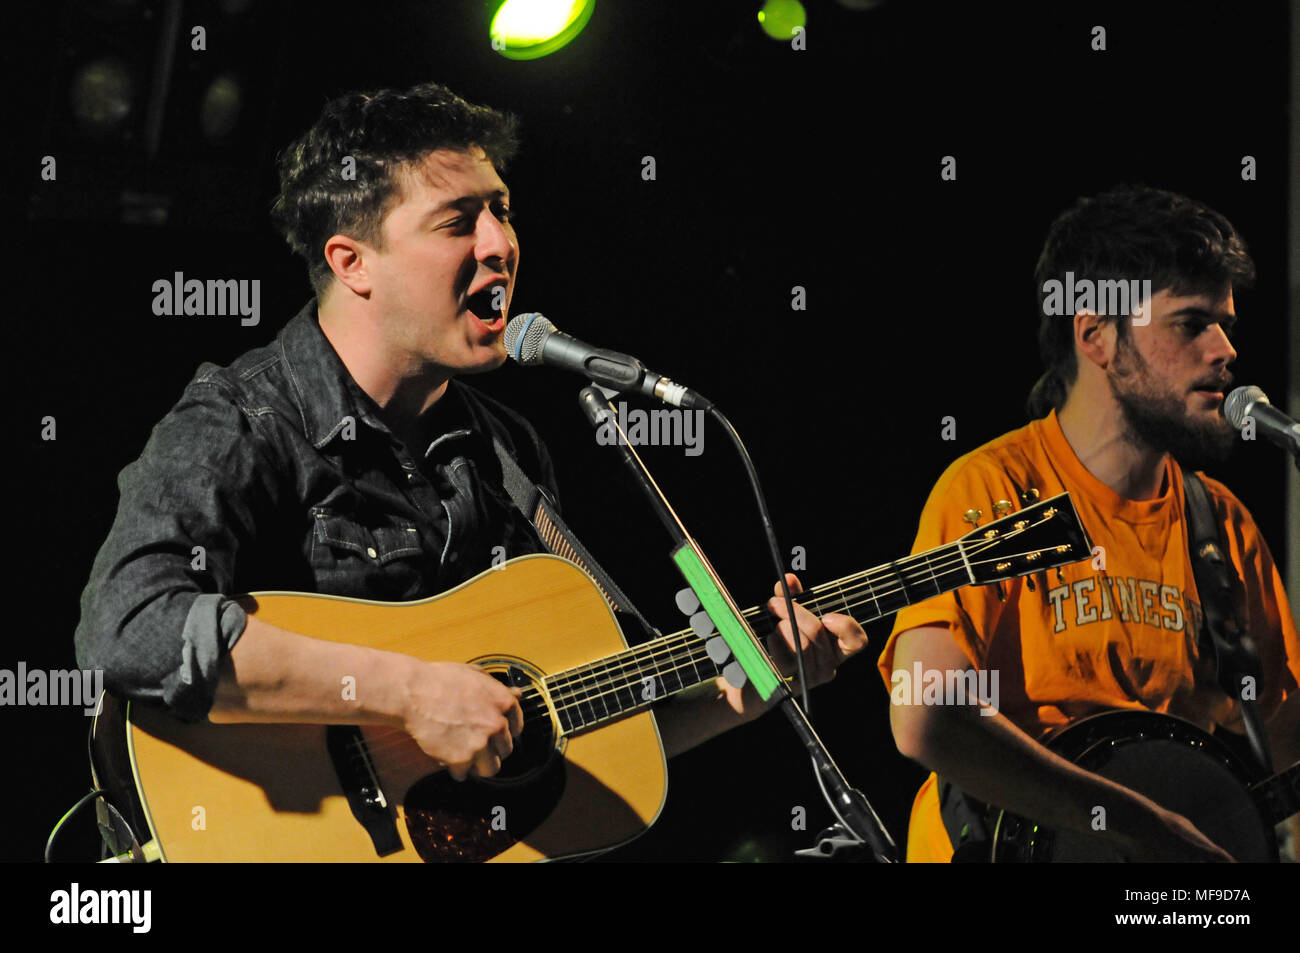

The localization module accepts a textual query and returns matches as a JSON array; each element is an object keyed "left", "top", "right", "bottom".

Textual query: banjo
[{"left": 989, "top": 709, "right": 1300, "bottom": 862}]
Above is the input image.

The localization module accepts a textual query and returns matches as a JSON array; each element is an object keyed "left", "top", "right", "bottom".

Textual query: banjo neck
[{"left": 1250, "top": 760, "right": 1300, "bottom": 826}]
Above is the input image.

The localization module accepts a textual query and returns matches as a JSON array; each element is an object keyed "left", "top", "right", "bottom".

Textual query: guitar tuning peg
[
  {"left": 1018, "top": 488, "right": 1040, "bottom": 505},
  {"left": 993, "top": 500, "right": 1014, "bottom": 517},
  {"left": 962, "top": 508, "right": 983, "bottom": 528}
]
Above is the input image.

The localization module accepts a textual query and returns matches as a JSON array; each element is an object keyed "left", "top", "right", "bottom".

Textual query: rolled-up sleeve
[{"left": 75, "top": 375, "right": 282, "bottom": 722}]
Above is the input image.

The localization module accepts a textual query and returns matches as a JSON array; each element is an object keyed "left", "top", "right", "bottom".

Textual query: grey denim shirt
[{"left": 75, "top": 299, "right": 558, "bottom": 722}]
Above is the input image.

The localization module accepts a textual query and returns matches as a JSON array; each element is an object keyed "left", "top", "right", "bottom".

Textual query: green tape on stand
[{"left": 671, "top": 542, "right": 782, "bottom": 701}]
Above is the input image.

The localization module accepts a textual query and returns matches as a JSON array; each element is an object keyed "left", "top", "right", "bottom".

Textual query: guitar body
[
  {"left": 990, "top": 710, "right": 1282, "bottom": 862},
  {"left": 90, "top": 555, "right": 668, "bottom": 862}
]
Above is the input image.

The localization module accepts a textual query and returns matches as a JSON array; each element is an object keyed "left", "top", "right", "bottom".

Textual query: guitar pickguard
[{"left": 404, "top": 754, "right": 567, "bottom": 862}]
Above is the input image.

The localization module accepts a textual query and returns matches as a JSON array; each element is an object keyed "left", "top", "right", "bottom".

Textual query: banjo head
[{"left": 992, "top": 710, "right": 1276, "bottom": 862}]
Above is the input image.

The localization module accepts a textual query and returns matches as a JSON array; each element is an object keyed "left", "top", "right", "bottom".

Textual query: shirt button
[
  {"left": 366, "top": 547, "right": 378, "bottom": 559},
  {"left": 407, "top": 473, "right": 416, "bottom": 481}
]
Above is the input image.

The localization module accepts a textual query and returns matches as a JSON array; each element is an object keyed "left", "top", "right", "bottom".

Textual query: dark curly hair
[
  {"left": 1026, "top": 185, "right": 1256, "bottom": 418},
  {"left": 271, "top": 82, "right": 521, "bottom": 297}
]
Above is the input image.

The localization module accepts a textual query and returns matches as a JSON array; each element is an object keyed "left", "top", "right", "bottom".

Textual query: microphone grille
[
  {"left": 1224, "top": 385, "right": 1267, "bottom": 430},
  {"left": 504, "top": 313, "right": 555, "bottom": 365}
]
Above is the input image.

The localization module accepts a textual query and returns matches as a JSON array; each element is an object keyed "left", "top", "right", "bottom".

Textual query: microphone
[
  {"left": 504, "top": 313, "right": 712, "bottom": 410},
  {"left": 1224, "top": 386, "right": 1300, "bottom": 458}
]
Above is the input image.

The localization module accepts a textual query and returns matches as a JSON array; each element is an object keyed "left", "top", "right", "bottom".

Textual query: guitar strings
[
  {"left": 542, "top": 536, "right": 1058, "bottom": 710},
  {"left": 546, "top": 522, "right": 1056, "bottom": 690},
  {"left": 501, "top": 515, "right": 1064, "bottom": 718},
  {"left": 538, "top": 546, "right": 967, "bottom": 702},
  {"left": 536, "top": 550, "right": 1050, "bottom": 722}
]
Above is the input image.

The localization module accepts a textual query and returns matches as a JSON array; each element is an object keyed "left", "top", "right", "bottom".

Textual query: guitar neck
[
  {"left": 1253, "top": 761, "right": 1300, "bottom": 825},
  {"left": 543, "top": 540, "right": 981, "bottom": 736}
]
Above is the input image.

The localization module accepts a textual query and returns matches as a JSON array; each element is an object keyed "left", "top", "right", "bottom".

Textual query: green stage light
[
  {"left": 757, "top": 0, "right": 806, "bottom": 40},
  {"left": 490, "top": 0, "right": 596, "bottom": 61}
]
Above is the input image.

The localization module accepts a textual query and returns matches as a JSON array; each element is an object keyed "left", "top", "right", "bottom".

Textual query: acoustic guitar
[{"left": 89, "top": 492, "right": 1090, "bottom": 862}]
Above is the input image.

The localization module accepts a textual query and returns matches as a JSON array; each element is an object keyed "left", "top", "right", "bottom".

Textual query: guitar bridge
[{"left": 326, "top": 725, "right": 402, "bottom": 856}]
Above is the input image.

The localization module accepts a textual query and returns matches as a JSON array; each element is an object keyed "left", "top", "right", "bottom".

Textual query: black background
[{"left": 10, "top": 0, "right": 1295, "bottom": 874}]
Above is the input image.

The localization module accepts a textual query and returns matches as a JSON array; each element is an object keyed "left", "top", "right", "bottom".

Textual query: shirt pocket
[{"left": 308, "top": 506, "right": 428, "bottom": 600}]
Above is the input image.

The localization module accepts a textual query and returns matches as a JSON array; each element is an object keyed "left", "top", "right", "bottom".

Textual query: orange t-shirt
[{"left": 877, "top": 410, "right": 1300, "bottom": 863}]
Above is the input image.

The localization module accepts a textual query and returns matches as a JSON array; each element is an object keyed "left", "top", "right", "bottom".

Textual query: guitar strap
[
  {"left": 490, "top": 435, "right": 661, "bottom": 642},
  {"left": 1181, "top": 469, "right": 1273, "bottom": 774}
]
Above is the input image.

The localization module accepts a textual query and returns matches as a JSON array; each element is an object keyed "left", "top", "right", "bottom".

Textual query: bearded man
[{"left": 881, "top": 185, "right": 1299, "bottom": 862}]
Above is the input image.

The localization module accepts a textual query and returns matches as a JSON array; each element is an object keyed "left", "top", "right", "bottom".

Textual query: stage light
[
  {"left": 489, "top": 0, "right": 595, "bottom": 60},
  {"left": 69, "top": 57, "right": 136, "bottom": 136},
  {"left": 757, "top": 0, "right": 806, "bottom": 40},
  {"left": 200, "top": 72, "right": 243, "bottom": 142},
  {"left": 31, "top": 0, "right": 285, "bottom": 229}
]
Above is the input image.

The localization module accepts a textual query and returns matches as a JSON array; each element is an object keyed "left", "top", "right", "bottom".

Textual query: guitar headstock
[{"left": 957, "top": 491, "right": 1092, "bottom": 585}]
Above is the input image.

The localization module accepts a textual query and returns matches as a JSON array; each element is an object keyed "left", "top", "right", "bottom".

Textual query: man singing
[
  {"left": 76, "top": 83, "right": 864, "bottom": 810},
  {"left": 881, "top": 185, "right": 1299, "bottom": 862}
]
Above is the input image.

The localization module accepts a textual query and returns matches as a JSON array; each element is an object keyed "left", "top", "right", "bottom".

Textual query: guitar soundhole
[
  {"left": 404, "top": 664, "right": 566, "bottom": 862},
  {"left": 487, "top": 667, "right": 558, "bottom": 781}
]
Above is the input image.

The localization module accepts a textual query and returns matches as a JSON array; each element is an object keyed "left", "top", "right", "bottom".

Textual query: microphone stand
[{"left": 576, "top": 386, "right": 898, "bottom": 863}]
